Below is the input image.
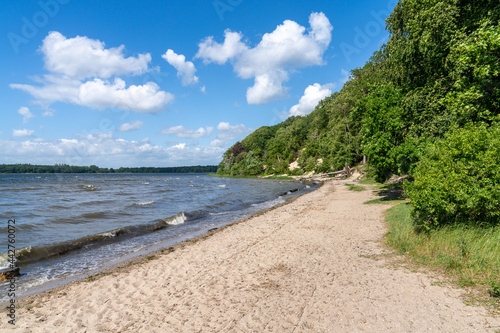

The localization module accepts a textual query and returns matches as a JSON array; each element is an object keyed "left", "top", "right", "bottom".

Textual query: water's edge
[{"left": 4, "top": 181, "right": 323, "bottom": 307}]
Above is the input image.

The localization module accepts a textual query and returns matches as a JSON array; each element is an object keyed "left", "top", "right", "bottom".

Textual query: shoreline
[
  {"left": 3, "top": 179, "right": 499, "bottom": 332},
  {"left": 5, "top": 179, "right": 321, "bottom": 308}
]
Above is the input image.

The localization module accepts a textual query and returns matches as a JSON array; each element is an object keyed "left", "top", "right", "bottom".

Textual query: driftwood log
[
  {"left": 314, "top": 164, "right": 352, "bottom": 179},
  {"left": 0, "top": 267, "right": 20, "bottom": 281}
]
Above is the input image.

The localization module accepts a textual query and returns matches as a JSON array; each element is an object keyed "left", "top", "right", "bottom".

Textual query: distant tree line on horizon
[{"left": 0, "top": 164, "right": 218, "bottom": 174}]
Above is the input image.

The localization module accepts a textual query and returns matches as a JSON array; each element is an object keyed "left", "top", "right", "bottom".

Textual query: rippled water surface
[{"left": 0, "top": 173, "right": 316, "bottom": 301}]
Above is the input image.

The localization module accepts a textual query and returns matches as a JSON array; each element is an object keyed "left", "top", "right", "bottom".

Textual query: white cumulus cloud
[
  {"left": 41, "top": 31, "right": 150, "bottom": 80},
  {"left": 117, "top": 121, "right": 144, "bottom": 132},
  {"left": 161, "top": 125, "right": 214, "bottom": 139},
  {"left": 287, "top": 83, "right": 334, "bottom": 118},
  {"left": 18, "top": 107, "right": 34, "bottom": 123},
  {"left": 12, "top": 129, "right": 34, "bottom": 137},
  {"left": 79, "top": 79, "right": 173, "bottom": 112},
  {"left": 196, "top": 30, "right": 248, "bottom": 65},
  {"left": 196, "top": 12, "right": 332, "bottom": 105},
  {"left": 10, "top": 32, "right": 172, "bottom": 113},
  {"left": 162, "top": 49, "right": 199, "bottom": 86},
  {"left": 172, "top": 143, "right": 187, "bottom": 150}
]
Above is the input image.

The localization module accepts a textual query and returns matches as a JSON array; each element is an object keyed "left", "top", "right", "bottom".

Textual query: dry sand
[{"left": 3, "top": 180, "right": 500, "bottom": 332}]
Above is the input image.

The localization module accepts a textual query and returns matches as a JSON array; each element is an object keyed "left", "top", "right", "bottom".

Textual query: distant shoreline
[{"left": 0, "top": 164, "right": 218, "bottom": 174}]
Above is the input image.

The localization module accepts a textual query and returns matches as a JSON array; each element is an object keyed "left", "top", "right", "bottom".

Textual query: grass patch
[
  {"left": 385, "top": 203, "right": 500, "bottom": 308},
  {"left": 344, "top": 183, "right": 366, "bottom": 191}
]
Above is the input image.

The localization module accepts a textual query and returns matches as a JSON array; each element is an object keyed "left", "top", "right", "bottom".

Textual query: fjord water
[{"left": 0, "top": 173, "right": 315, "bottom": 301}]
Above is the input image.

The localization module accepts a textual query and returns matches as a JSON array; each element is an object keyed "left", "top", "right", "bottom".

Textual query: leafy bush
[
  {"left": 355, "top": 83, "right": 405, "bottom": 182},
  {"left": 405, "top": 124, "right": 500, "bottom": 229}
]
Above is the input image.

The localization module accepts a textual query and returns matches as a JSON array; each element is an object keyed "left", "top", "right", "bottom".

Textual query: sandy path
[{"left": 3, "top": 181, "right": 499, "bottom": 332}]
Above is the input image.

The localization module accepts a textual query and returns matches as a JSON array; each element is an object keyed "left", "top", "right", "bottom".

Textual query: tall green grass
[{"left": 386, "top": 203, "right": 500, "bottom": 291}]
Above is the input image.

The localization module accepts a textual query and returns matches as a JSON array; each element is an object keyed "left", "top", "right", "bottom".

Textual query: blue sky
[{"left": 0, "top": 0, "right": 397, "bottom": 167}]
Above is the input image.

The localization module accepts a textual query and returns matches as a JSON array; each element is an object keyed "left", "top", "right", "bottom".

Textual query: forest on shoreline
[
  {"left": 0, "top": 164, "right": 217, "bottom": 174},
  {"left": 216, "top": 0, "right": 500, "bottom": 299},
  {"left": 218, "top": 0, "right": 499, "bottom": 230}
]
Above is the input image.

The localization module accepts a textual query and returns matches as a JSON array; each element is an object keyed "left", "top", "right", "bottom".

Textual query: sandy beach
[{"left": 3, "top": 180, "right": 499, "bottom": 332}]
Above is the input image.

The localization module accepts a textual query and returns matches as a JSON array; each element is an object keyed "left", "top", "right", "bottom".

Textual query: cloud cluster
[
  {"left": 0, "top": 134, "right": 225, "bottom": 167},
  {"left": 18, "top": 107, "right": 34, "bottom": 123},
  {"left": 160, "top": 122, "right": 251, "bottom": 147},
  {"left": 41, "top": 32, "right": 150, "bottom": 80},
  {"left": 196, "top": 12, "right": 332, "bottom": 104},
  {"left": 197, "top": 30, "right": 248, "bottom": 65},
  {"left": 117, "top": 121, "right": 144, "bottom": 132},
  {"left": 12, "top": 129, "right": 34, "bottom": 137},
  {"left": 162, "top": 49, "right": 199, "bottom": 86},
  {"left": 287, "top": 83, "right": 334, "bottom": 118},
  {"left": 10, "top": 32, "right": 173, "bottom": 113}
]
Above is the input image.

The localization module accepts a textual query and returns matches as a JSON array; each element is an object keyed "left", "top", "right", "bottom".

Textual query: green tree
[{"left": 406, "top": 124, "right": 500, "bottom": 229}]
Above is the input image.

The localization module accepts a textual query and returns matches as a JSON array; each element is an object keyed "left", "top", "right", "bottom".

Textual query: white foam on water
[
  {"left": 209, "top": 211, "right": 229, "bottom": 216},
  {"left": 80, "top": 184, "right": 100, "bottom": 191},
  {"left": 163, "top": 212, "right": 187, "bottom": 225},
  {"left": 100, "top": 230, "right": 119, "bottom": 237},
  {"left": 22, "top": 275, "right": 51, "bottom": 290},
  {"left": 134, "top": 200, "right": 155, "bottom": 206}
]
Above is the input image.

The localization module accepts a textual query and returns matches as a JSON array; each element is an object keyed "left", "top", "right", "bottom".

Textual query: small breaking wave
[
  {"left": 0, "top": 211, "right": 187, "bottom": 267},
  {"left": 160, "top": 212, "right": 186, "bottom": 226},
  {"left": 133, "top": 200, "right": 154, "bottom": 206},
  {"left": 79, "top": 184, "right": 100, "bottom": 191},
  {"left": 208, "top": 211, "right": 229, "bottom": 216}
]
